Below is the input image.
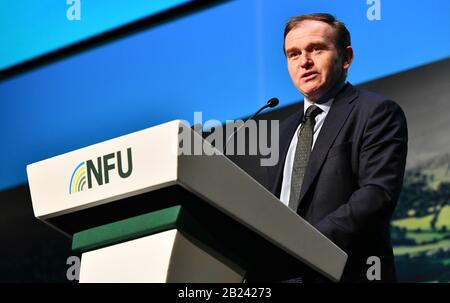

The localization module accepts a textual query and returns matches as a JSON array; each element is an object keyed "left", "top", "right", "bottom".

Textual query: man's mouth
[{"left": 302, "top": 72, "right": 318, "bottom": 81}]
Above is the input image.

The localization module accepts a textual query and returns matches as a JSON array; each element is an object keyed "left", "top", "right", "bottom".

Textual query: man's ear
[{"left": 343, "top": 46, "right": 354, "bottom": 70}]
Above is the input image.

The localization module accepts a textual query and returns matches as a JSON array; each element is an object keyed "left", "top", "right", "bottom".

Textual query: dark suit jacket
[{"left": 267, "top": 83, "right": 408, "bottom": 282}]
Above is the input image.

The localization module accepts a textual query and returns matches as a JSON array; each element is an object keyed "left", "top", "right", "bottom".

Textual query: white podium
[{"left": 27, "top": 120, "right": 347, "bottom": 282}]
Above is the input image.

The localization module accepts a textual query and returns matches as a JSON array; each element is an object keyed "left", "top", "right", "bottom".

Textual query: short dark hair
[{"left": 283, "top": 13, "right": 351, "bottom": 57}]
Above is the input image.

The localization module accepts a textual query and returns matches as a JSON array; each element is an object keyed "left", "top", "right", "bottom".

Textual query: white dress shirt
[{"left": 279, "top": 97, "right": 334, "bottom": 206}]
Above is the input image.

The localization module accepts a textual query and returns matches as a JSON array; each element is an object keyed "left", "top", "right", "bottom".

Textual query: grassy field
[
  {"left": 393, "top": 160, "right": 450, "bottom": 281},
  {"left": 394, "top": 239, "right": 450, "bottom": 255},
  {"left": 392, "top": 214, "right": 433, "bottom": 230},
  {"left": 406, "top": 231, "right": 450, "bottom": 244},
  {"left": 392, "top": 206, "right": 450, "bottom": 256},
  {"left": 392, "top": 206, "right": 450, "bottom": 230},
  {"left": 437, "top": 206, "right": 450, "bottom": 229}
]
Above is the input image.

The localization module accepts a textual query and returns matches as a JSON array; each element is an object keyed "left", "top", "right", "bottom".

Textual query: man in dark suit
[{"left": 267, "top": 13, "right": 408, "bottom": 282}]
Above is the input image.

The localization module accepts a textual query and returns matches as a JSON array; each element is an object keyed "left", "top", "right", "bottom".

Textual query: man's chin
[{"left": 299, "top": 88, "right": 322, "bottom": 102}]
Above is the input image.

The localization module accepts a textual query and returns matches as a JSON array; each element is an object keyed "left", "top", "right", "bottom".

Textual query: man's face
[{"left": 284, "top": 20, "right": 352, "bottom": 101}]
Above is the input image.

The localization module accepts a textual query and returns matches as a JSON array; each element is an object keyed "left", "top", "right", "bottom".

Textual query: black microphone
[{"left": 224, "top": 97, "right": 279, "bottom": 155}]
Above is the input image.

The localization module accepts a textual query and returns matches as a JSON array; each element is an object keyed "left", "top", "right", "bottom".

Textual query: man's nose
[{"left": 300, "top": 54, "right": 313, "bottom": 68}]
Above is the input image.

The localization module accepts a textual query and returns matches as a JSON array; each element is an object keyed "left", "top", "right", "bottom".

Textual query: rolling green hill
[{"left": 391, "top": 154, "right": 450, "bottom": 282}]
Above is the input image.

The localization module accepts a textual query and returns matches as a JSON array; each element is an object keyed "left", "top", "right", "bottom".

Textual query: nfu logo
[{"left": 69, "top": 148, "right": 133, "bottom": 194}]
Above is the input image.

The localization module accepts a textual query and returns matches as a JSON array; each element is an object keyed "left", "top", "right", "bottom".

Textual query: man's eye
[
  {"left": 313, "top": 47, "right": 322, "bottom": 52},
  {"left": 289, "top": 52, "right": 299, "bottom": 58}
]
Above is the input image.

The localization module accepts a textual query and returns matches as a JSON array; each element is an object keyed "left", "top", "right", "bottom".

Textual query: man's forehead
[{"left": 286, "top": 20, "right": 335, "bottom": 43}]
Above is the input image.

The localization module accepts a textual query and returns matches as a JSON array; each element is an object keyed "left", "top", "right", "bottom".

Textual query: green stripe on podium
[{"left": 72, "top": 205, "right": 191, "bottom": 253}]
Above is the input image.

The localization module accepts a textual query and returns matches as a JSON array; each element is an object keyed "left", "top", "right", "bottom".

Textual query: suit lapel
[
  {"left": 298, "top": 83, "right": 359, "bottom": 207},
  {"left": 270, "top": 104, "right": 304, "bottom": 196}
]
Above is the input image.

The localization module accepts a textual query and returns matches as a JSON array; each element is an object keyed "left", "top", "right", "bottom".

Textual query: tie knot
[{"left": 305, "top": 105, "right": 323, "bottom": 120}]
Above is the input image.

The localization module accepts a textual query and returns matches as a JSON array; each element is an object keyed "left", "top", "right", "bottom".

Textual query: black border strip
[{"left": 0, "top": 0, "right": 228, "bottom": 81}]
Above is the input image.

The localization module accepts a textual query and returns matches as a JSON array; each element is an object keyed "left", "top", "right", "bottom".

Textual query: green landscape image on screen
[{"left": 392, "top": 154, "right": 450, "bottom": 282}]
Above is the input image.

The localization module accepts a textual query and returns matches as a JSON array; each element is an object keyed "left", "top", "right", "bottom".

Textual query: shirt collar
[{"left": 304, "top": 97, "right": 333, "bottom": 115}]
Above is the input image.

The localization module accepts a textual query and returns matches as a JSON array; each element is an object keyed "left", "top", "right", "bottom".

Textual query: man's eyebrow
[
  {"left": 285, "top": 46, "right": 301, "bottom": 54},
  {"left": 286, "top": 41, "right": 330, "bottom": 53},
  {"left": 306, "top": 41, "right": 329, "bottom": 48}
]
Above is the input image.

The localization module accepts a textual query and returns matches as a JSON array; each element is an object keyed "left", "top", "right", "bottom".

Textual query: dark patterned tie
[{"left": 289, "top": 105, "right": 323, "bottom": 211}]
